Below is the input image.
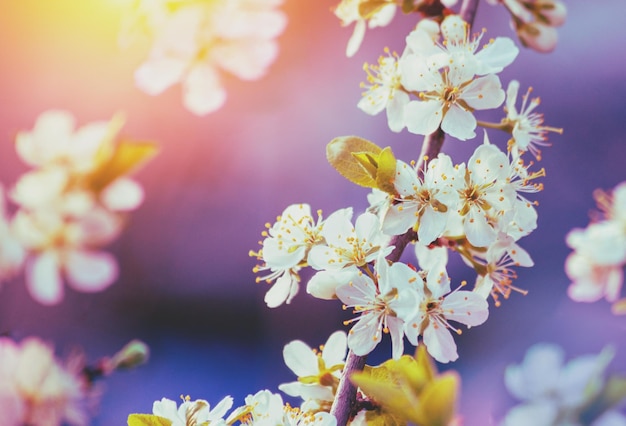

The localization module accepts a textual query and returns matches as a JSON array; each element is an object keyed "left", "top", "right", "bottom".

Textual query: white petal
[
  {"left": 25, "top": 252, "right": 64, "bottom": 305},
  {"left": 346, "top": 20, "right": 366, "bottom": 58},
  {"left": 283, "top": 340, "right": 318, "bottom": 377},
  {"left": 307, "top": 269, "right": 355, "bottom": 300},
  {"left": 405, "top": 100, "right": 444, "bottom": 136},
  {"left": 264, "top": 272, "right": 297, "bottom": 308},
  {"left": 441, "top": 104, "right": 476, "bottom": 141},
  {"left": 207, "top": 396, "right": 234, "bottom": 421},
  {"left": 464, "top": 207, "right": 496, "bottom": 247},
  {"left": 183, "top": 64, "right": 227, "bottom": 115},
  {"left": 475, "top": 37, "right": 519, "bottom": 74},
  {"left": 442, "top": 291, "right": 489, "bottom": 326},
  {"left": 418, "top": 205, "right": 448, "bottom": 244},
  {"left": 462, "top": 74, "right": 505, "bottom": 110},
  {"left": 213, "top": 38, "right": 278, "bottom": 81},
  {"left": 65, "top": 250, "right": 118, "bottom": 292},
  {"left": 135, "top": 57, "right": 186, "bottom": 95},
  {"left": 347, "top": 313, "right": 381, "bottom": 356},
  {"left": 386, "top": 90, "right": 409, "bottom": 132},
  {"left": 423, "top": 322, "right": 458, "bottom": 363},
  {"left": 322, "top": 331, "right": 348, "bottom": 367},
  {"left": 100, "top": 178, "right": 144, "bottom": 211}
]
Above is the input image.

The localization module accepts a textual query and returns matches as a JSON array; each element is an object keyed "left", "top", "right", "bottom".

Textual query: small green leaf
[
  {"left": 415, "top": 372, "right": 460, "bottom": 426},
  {"left": 127, "top": 414, "right": 172, "bottom": 426},
  {"left": 375, "top": 146, "right": 397, "bottom": 195},
  {"left": 358, "top": 0, "right": 389, "bottom": 19},
  {"left": 364, "top": 410, "right": 407, "bottom": 426},
  {"left": 351, "top": 369, "right": 419, "bottom": 423},
  {"left": 352, "top": 152, "right": 380, "bottom": 181},
  {"left": 327, "top": 136, "right": 382, "bottom": 189},
  {"left": 88, "top": 140, "right": 159, "bottom": 192}
]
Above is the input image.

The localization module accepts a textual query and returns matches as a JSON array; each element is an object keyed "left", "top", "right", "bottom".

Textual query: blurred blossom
[
  {"left": 565, "top": 182, "right": 626, "bottom": 313},
  {"left": 125, "top": 0, "right": 287, "bottom": 115},
  {"left": 502, "top": 343, "right": 626, "bottom": 426},
  {"left": 7, "top": 110, "right": 156, "bottom": 305},
  {"left": 487, "top": 0, "right": 567, "bottom": 52},
  {"left": 0, "top": 337, "right": 89, "bottom": 426},
  {"left": 152, "top": 395, "right": 233, "bottom": 426}
]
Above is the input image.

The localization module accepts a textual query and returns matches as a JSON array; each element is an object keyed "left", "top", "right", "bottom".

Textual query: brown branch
[{"left": 330, "top": 1, "right": 481, "bottom": 423}]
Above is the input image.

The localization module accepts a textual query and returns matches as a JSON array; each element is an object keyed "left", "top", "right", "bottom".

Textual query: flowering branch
[{"left": 329, "top": 0, "right": 482, "bottom": 421}]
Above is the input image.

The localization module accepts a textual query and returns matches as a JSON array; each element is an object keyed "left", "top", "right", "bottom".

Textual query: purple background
[{"left": 0, "top": 1, "right": 625, "bottom": 424}]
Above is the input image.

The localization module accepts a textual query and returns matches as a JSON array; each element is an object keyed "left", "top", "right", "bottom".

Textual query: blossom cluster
[
  {"left": 0, "top": 110, "right": 156, "bottom": 305},
  {"left": 252, "top": 111, "right": 551, "bottom": 365},
  {"left": 565, "top": 181, "right": 626, "bottom": 314},
  {"left": 0, "top": 336, "right": 89, "bottom": 426},
  {"left": 502, "top": 343, "right": 626, "bottom": 426},
  {"left": 123, "top": 0, "right": 287, "bottom": 115},
  {"left": 0, "top": 336, "right": 148, "bottom": 426},
  {"left": 486, "top": 0, "right": 567, "bottom": 53},
  {"left": 136, "top": 390, "right": 337, "bottom": 426}
]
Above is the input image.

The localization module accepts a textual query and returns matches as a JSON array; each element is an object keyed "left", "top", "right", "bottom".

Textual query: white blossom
[
  {"left": 153, "top": 395, "right": 233, "bottom": 426},
  {"left": 129, "top": 0, "right": 287, "bottom": 115},
  {"left": 336, "top": 259, "right": 420, "bottom": 359},
  {"left": 0, "top": 337, "right": 89, "bottom": 426}
]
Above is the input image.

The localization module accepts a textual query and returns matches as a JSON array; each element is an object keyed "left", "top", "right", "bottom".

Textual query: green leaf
[
  {"left": 364, "top": 409, "right": 407, "bottom": 426},
  {"left": 414, "top": 372, "right": 460, "bottom": 426},
  {"left": 351, "top": 368, "right": 419, "bottom": 424},
  {"left": 352, "top": 152, "right": 380, "bottom": 181},
  {"left": 327, "top": 136, "right": 382, "bottom": 189},
  {"left": 127, "top": 414, "right": 172, "bottom": 426},
  {"left": 88, "top": 139, "right": 159, "bottom": 192},
  {"left": 375, "top": 146, "right": 397, "bottom": 195},
  {"left": 358, "top": 0, "right": 389, "bottom": 19}
]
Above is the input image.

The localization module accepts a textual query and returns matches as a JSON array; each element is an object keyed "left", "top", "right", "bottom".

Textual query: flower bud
[
  {"left": 516, "top": 21, "right": 558, "bottom": 53},
  {"left": 441, "top": 15, "right": 467, "bottom": 44},
  {"left": 537, "top": 1, "right": 567, "bottom": 27},
  {"left": 110, "top": 339, "right": 150, "bottom": 370}
]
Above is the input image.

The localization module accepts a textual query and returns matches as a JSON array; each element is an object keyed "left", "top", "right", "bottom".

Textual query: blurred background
[{"left": 0, "top": 0, "right": 624, "bottom": 424}]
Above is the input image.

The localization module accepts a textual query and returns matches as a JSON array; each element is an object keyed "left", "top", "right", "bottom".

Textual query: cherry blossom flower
[
  {"left": 487, "top": 0, "right": 566, "bottom": 53},
  {"left": 279, "top": 331, "right": 347, "bottom": 410},
  {"left": 11, "top": 203, "right": 121, "bottom": 305},
  {"left": 336, "top": 259, "right": 420, "bottom": 359},
  {"left": 565, "top": 182, "right": 626, "bottom": 306},
  {"left": 308, "top": 210, "right": 392, "bottom": 272},
  {"left": 504, "top": 80, "right": 563, "bottom": 159},
  {"left": 129, "top": 0, "right": 287, "bottom": 115},
  {"left": 334, "top": 0, "right": 396, "bottom": 57},
  {"left": 402, "top": 61, "right": 505, "bottom": 141},
  {"left": 474, "top": 233, "right": 534, "bottom": 304},
  {"left": 0, "top": 337, "right": 89, "bottom": 426},
  {"left": 153, "top": 395, "right": 233, "bottom": 426},
  {"left": 404, "top": 268, "right": 489, "bottom": 364},
  {"left": 358, "top": 48, "right": 409, "bottom": 132},
  {"left": 252, "top": 204, "right": 329, "bottom": 307},
  {"left": 243, "top": 390, "right": 285, "bottom": 425},
  {"left": 400, "top": 17, "right": 513, "bottom": 140},
  {"left": 502, "top": 344, "right": 625, "bottom": 426},
  {"left": 455, "top": 140, "right": 515, "bottom": 247},
  {"left": 382, "top": 154, "right": 460, "bottom": 244}
]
